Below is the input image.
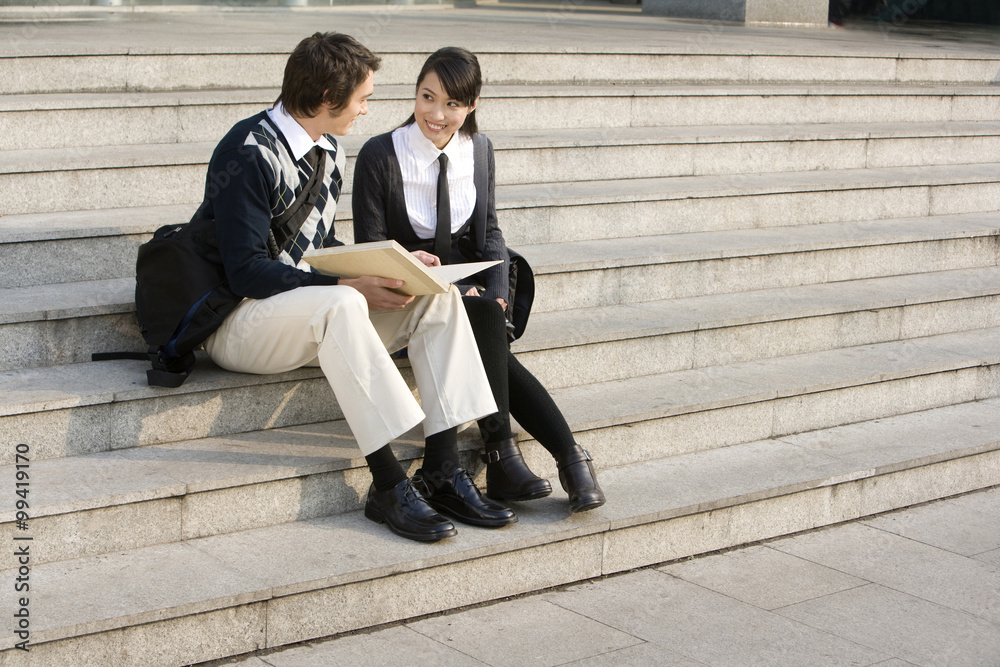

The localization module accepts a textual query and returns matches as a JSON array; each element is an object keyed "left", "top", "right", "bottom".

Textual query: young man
[{"left": 194, "top": 32, "right": 514, "bottom": 542}]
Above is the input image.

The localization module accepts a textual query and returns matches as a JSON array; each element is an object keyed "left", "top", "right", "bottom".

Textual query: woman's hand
[
  {"left": 464, "top": 287, "right": 507, "bottom": 311},
  {"left": 411, "top": 250, "right": 441, "bottom": 267}
]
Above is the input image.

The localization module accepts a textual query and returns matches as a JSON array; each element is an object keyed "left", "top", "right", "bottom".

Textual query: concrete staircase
[{"left": 2, "top": 21, "right": 1000, "bottom": 666}]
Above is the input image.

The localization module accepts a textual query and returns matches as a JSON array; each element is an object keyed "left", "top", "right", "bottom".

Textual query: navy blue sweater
[{"left": 196, "top": 111, "right": 342, "bottom": 300}]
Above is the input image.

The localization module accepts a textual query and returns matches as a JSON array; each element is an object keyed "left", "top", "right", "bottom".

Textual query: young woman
[{"left": 353, "top": 46, "right": 605, "bottom": 516}]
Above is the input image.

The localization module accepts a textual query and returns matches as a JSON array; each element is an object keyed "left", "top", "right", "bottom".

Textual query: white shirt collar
[
  {"left": 404, "top": 121, "right": 472, "bottom": 171},
  {"left": 267, "top": 102, "right": 336, "bottom": 161}
]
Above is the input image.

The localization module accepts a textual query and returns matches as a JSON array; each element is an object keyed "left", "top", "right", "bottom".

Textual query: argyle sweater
[{"left": 194, "top": 111, "right": 344, "bottom": 300}]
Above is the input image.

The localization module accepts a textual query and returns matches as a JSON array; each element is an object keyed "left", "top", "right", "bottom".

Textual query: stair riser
[
  {"left": 0, "top": 172, "right": 1000, "bottom": 248},
  {"left": 0, "top": 235, "right": 147, "bottom": 289},
  {"left": 6, "top": 284, "right": 999, "bottom": 378},
  {"left": 567, "top": 365, "right": 1000, "bottom": 473},
  {"left": 5, "top": 52, "right": 998, "bottom": 95},
  {"left": 5, "top": 362, "right": 996, "bottom": 568},
  {"left": 0, "top": 314, "right": 142, "bottom": 372},
  {"left": 629, "top": 93, "right": 1000, "bottom": 128},
  {"left": 494, "top": 135, "right": 1000, "bottom": 186},
  {"left": 506, "top": 182, "right": 1000, "bottom": 245},
  {"left": 521, "top": 294, "right": 1000, "bottom": 389},
  {"left": 0, "top": 103, "right": 267, "bottom": 151},
  {"left": 0, "top": 371, "right": 342, "bottom": 464},
  {"left": 0, "top": 219, "right": 353, "bottom": 289},
  {"left": 532, "top": 236, "right": 1000, "bottom": 313},
  {"left": 0, "top": 165, "right": 206, "bottom": 216},
  {"left": 6, "top": 89, "right": 1000, "bottom": 153},
  {"left": 7, "top": 448, "right": 997, "bottom": 665}
]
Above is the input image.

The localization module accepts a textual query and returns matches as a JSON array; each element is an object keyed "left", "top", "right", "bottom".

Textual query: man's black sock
[
  {"left": 365, "top": 444, "right": 407, "bottom": 492},
  {"left": 422, "top": 427, "right": 459, "bottom": 474}
]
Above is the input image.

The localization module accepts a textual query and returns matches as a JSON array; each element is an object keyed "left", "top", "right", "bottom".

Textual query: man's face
[{"left": 323, "top": 70, "right": 374, "bottom": 136}]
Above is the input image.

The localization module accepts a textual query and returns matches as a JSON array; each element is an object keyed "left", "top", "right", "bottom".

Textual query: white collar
[
  {"left": 405, "top": 121, "right": 471, "bottom": 171},
  {"left": 267, "top": 102, "right": 336, "bottom": 162}
]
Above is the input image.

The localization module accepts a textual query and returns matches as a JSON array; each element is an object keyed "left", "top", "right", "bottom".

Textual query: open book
[{"left": 302, "top": 240, "right": 502, "bottom": 296}]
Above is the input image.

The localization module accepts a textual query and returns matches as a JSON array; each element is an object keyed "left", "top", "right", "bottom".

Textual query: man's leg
[
  {"left": 205, "top": 285, "right": 459, "bottom": 541},
  {"left": 205, "top": 285, "right": 425, "bottom": 456},
  {"left": 370, "top": 287, "right": 514, "bottom": 528},
  {"left": 369, "top": 285, "right": 497, "bottom": 437}
]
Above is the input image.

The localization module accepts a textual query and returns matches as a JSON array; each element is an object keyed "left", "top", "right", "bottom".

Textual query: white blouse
[{"left": 391, "top": 121, "right": 476, "bottom": 240}]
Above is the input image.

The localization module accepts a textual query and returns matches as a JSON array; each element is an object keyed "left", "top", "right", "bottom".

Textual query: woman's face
[{"left": 413, "top": 70, "right": 477, "bottom": 150}]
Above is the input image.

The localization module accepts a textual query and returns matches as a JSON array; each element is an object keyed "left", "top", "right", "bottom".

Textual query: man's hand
[
  {"left": 411, "top": 250, "right": 441, "bottom": 267},
  {"left": 340, "top": 276, "right": 414, "bottom": 311}
]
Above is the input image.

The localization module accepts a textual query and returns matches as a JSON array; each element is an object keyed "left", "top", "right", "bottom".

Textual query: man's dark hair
[
  {"left": 403, "top": 46, "right": 482, "bottom": 137},
  {"left": 277, "top": 32, "right": 382, "bottom": 118}
]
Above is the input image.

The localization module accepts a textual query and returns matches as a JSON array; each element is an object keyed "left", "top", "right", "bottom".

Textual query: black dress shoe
[
  {"left": 555, "top": 446, "right": 606, "bottom": 513},
  {"left": 413, "top": 466, "right": 518, "bottom": 528},
  {"left": 364, "top": 478, "right": 458, "bottom": 542},
  {"left": 481, "top": 437, "right": 553, "bottom": 502}
]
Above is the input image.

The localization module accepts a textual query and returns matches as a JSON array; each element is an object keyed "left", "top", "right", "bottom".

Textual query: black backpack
[{"left": 94, "top": 150, "right": 327, "bottom": 387}]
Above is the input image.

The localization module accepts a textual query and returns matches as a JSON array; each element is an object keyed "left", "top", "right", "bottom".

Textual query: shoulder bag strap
[{"left": 267, "top": 147, "right": 328, "bottom": 259}]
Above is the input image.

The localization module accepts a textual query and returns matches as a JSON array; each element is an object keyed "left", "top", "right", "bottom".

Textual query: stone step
[
  {"left": 2, "top": 158, "right": 998, "bottom": 266},
  {"left": 3, "top": 214, "right": 998, "bottom": 371},
  {"left": 2, "top": 397, "right": 998, "bottom": 663},
  {"left": 5, "top": 46, "right": 1000, "bottom": 95},
  {"left": 6, "top": 83, "right": 1000, "bottom": 151},
  {"left": 3, "top": 281, "right": 1000, "bottom": 566},
  {"left": 3, "top": 82, "right": 999, "bottom": 152},
  {"left": 6, "top": 116, "right": 1000, "bottom": 213},
  {"left": 1, "top": 312, "right": 998, "bottom": 472}
]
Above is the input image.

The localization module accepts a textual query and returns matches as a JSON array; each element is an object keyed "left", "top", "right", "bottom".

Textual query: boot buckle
[{"left": 481, "top": 450, "right": 502, "bottom": 464}]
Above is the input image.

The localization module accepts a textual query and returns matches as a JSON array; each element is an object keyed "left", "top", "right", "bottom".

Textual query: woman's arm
[{"left": 352, "top": 138, "right": 391, "bottom": 244}]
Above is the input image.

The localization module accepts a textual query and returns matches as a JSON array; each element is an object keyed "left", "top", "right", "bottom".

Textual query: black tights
[{"left": 462, "top": 296, "right": 576, "bottom": 457}]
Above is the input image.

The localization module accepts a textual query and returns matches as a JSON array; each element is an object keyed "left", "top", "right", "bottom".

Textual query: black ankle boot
[
  {"left": 555, "top": 445, "right": 606, "bottom": 513},
  {"left": 481, "top": 437, "right": 552, "bottom": 501}
]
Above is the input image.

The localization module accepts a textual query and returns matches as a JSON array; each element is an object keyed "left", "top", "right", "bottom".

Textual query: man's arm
[{"left": 213, "top": 144, "right": 339, "bottom": 299}]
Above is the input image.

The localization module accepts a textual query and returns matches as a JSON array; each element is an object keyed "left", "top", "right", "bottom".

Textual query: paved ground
[
  {"left": 2, "top": 0, "right": 1000, "bottom": 58},
  {"left": 209, "top": 486, "right": 1000, "bottom": 666}
]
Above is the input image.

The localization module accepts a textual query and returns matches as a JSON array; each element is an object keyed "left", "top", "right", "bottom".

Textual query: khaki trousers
[{"left": 204, "top": 284, "right": 497, "bottom": 455}]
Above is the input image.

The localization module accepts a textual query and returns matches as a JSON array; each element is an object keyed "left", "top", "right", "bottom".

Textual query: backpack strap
[
  {"left": 89, "top": 349, "right": 194, "bottom": 388},
  {"left": 471, "top": 134, "right": 489, "bottom": 257},
  {"left": 267, "top": 146, "right": 328, "bottom": 259}
]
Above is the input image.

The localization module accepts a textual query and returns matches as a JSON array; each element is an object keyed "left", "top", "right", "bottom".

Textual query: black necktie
[{"left": 434, "top": 153, "right": 451, "bottom": 265}]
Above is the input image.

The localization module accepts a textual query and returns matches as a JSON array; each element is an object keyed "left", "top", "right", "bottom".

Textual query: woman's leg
[
  {"left": 462, "top": 296, "right": 551, "bottom": 501},
  {"left": 507, "top": 354, "right": 606, "bottom": 513},
  {"left": 460, "top": 296, "right": 513, "bottom": 443},
  {"left": 507, "top": 353, "right": 576, "bottom": 456}
]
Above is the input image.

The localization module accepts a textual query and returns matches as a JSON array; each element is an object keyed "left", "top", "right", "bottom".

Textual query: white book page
[{"left": 429, "top": 260, "right": 502, "bottom": 284}]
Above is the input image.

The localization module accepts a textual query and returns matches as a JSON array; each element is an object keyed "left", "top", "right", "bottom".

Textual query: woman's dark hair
[
  {"left": 403, "top": 46, "right": 482, "bottom": 137},
  {"left": 277, "top": 32, "right": 381, "bottom": 118}
]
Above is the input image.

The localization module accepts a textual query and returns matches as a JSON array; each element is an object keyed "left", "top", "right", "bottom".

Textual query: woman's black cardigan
[{"left": 351, "top": 130, "right": 511, "bottom": 303}]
